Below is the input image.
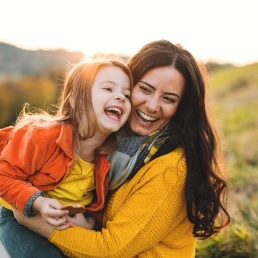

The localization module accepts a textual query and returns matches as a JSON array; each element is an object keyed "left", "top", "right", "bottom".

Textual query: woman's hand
[
  {"left": 68, "top": 213, "right": 96, "bottom": 229},
  {"left": 13, "top": 209, "right": 55, "bottom": 238}
]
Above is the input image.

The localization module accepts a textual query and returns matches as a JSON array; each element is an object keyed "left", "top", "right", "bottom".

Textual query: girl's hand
[{"left": 32, "top": 196, "right": 71, "bottom": 229}]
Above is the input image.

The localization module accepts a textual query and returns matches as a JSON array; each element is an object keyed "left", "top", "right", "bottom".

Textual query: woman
[{"left": 13, "top": 39, "right": 230, "bottom": 257}]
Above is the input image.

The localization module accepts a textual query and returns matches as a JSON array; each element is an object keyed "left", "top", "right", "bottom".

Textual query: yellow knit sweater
[{"left": 49, "top": 148, "right": 196, "bottom": 257}]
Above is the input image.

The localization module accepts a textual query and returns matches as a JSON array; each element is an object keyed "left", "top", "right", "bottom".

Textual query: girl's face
[
  {"left": 91, "top": 65, "right": 131, "bottom": 136},
  {"left": 128, "top": 66, "right": 185, "bottom": 136}
]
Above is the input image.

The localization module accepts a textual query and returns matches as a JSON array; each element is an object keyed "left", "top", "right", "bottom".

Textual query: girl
[{"left": 0, "top": 58, "right": 132, "bottom": 257}]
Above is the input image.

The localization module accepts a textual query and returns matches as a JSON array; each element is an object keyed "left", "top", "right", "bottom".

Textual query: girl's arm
[
  {"left": 0, "top": 124, "right": 72, "bottom": 217},
  {"left": 0, "top": 126, "right": 45, "bottom": 215}
]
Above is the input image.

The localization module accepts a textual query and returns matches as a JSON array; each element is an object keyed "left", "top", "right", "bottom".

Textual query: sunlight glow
[{"left": 0, "top": 0, "right": 257, "bottom": 66}]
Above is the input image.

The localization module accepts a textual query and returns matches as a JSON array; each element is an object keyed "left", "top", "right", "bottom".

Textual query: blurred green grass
[{"left": 196, "top": 63, "right": 258, "bottom": 257}]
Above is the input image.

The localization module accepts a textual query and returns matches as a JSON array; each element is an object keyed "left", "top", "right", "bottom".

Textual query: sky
[{"left": 0, "top": 0, "right": 257, "bottom": 66}]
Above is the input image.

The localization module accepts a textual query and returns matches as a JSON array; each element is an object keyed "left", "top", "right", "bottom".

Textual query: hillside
[
  {"left": 211, "top": 63, "right": 258, "bottom": 163},
  {"left": 210, "top": 62, "right": 258, "bottom": 201},
  {"left": 0, "top": 42, "right": 131, "bottom": 78},
  {"left": 196, "top": 63, "right": 258, "bottom": 256},
  {"left": 0, "top": 42, "right": 84, "bottom": 77}
]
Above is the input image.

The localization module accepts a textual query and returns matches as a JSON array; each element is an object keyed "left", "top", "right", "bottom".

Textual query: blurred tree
[{"left": 0, "top": 74, "right": 62, "bottom": 128}]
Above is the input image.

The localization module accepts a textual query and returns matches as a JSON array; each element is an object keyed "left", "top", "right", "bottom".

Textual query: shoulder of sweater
[
  {"left": 152, "top": 147, "right": 185, "bottom": 165},
  {"left": 130, "top": 147, "right": 186, "bottom": 189},
  {"left": 139, "top": 147, "right": 186, "bottom": 176}
]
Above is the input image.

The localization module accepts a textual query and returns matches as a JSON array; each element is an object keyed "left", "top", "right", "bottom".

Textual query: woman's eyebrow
[
  {"left": 139, "top": 80, "right": 180, "bottom": 99},
  {"left": 139, "top": 80, "right": 155, "bottom": 89}
]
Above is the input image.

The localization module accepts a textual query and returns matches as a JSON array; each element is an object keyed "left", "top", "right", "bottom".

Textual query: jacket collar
[{"left": 56, "top": 123, "right": 74, "bottom": 159}]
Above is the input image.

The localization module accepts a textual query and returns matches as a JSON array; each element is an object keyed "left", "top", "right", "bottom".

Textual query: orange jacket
[{"left": 0, "top": 123, "right": 110, "bottom": 217}]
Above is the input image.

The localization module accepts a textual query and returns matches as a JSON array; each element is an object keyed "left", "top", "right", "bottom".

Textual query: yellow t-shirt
[
  {"left": 0, "top": 198, "right": 11, "bottom": 210},
  {"left": 45, "top": 157, "right": 95, "bottom": 206},
  {"left": 0, "top": 157, "right": 95, "bottom": 210}
]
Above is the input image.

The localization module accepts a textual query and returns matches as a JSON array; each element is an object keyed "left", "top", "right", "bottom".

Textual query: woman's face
[{"left": 128, "top": 66, "right": 185, "bottom": 135}]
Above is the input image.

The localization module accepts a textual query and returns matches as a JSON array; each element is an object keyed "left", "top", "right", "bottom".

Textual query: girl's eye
[
  {"left": 103, "top": 87, "right": 112, "bottom": 92},
  {"left": 124, "top": 94, "right": 131, "bottom": 100}
]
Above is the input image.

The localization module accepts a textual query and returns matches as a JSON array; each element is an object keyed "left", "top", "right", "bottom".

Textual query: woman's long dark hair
[{"left": 127, "top": 40, "right": 230, "bottom": 238}]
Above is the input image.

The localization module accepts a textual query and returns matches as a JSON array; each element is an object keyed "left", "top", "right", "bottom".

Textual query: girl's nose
[{"left": 114, "top": 91, "right": 125, "bottom": 102}]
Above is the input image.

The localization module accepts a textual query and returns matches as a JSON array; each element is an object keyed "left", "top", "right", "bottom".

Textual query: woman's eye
[
  {"left": 163, "top": 97, "right": 177, "bottom": 104},
  {"left": 139, "top": 86, "right": 151, "bottom": 94}
]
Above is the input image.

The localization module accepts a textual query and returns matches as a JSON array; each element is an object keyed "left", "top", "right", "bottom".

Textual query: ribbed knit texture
[{"left": 50, "top": 148, "right": 196, "bottom": 257}]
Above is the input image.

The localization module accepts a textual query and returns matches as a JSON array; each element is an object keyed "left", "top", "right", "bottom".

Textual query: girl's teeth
[{"left": 106, "top": 107, "right": 122, "bottom": 115}]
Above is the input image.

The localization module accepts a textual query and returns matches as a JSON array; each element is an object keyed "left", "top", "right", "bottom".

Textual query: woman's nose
[{"left": 145, "top": 96, "right": 160, "bottom": 112}]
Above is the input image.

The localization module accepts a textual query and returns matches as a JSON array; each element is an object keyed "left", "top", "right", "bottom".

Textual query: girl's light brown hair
[{"left": 15, "top": 58, "right": 133, "bottom": 155}]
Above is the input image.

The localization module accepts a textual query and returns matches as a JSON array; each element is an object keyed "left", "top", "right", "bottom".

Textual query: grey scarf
[{"left": 108, "top": 123, "right": 179, "bottom": 190}]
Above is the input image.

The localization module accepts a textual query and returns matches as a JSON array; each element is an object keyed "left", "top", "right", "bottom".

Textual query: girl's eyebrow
[
  {"left": 99, "top": 80, "right": 116, "bottom": 85},
  {"left": 139, "top": 80, "right": 180, "bottom": 99}
]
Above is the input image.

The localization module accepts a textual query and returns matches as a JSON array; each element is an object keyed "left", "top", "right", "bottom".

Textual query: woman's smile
[{"left": 129, "top": 66, "right": 185, "bottom": 135}]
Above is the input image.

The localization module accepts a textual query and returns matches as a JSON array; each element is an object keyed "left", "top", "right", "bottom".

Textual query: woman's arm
[
  {"left": 14, "top": 209, "right": 96, "bottom": 232},
  {"left": 16, "top": 150, "right": 191, "bottom": 258},
  {"left": 13, "top": 209, "right": 54, "bottom": 238}
]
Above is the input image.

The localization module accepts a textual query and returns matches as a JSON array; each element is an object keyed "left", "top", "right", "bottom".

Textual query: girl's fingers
[{"left": 46, "top": 215, "right": 69, "bottom": 227}]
